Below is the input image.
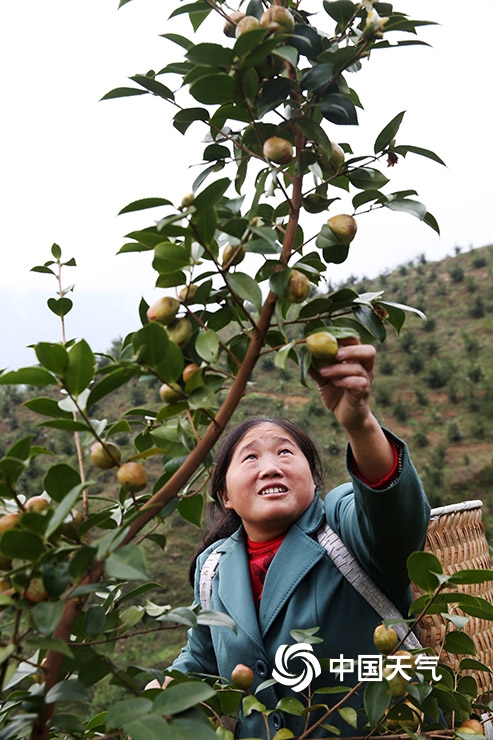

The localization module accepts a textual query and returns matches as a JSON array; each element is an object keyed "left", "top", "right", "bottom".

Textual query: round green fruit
[
  {"left": 382, "top": 665, "right": 409, "bottom": 697},
  {"left": 231, "top": 663, "right": 254, "bottom": 691},
  {"left": 263, "top": 136, "right": 293, "bottom": 165},
  {"left": 306, "top": 331, "right": 339, "bottom": 366},
  {"left": 166, "top": 317, "right": 193, "bottom": 348},
  {"left": 117, "top": 462, "right": 148, "bottom": 493},
  {"left": 159, "top": 382, "right": 183, "bottom": 403},
  {"left": 24, "top": 577, "right": 49, "bottom": 603},
  {"left": 387, "top": 701, "right": 420, "bottom": 732},
  {"left": 179, "top": 284, "right": 198, "bottom": 304},
  {"left": 319, "top": 141, "right": 345, "bottom": 176},
  {"left": 223, "top": 11, "right": 245, "bottom": 37},
  {"left": 25, "top": 496, "right": 51, "bottom": 513},
  {"left": 0, "top": 512, "right": 21, "bottom": 535},
  {"left": 146, "top": 296, "right": 180, "bottom": 326},
  {"left": 373, "top": 623, "right": 399, "bottom": 654},
  {"left": 183, "top": 363, "right": 200, "bottom": 383},
  {"left": 327, "top": 214, "right": 357, "bottom": 246},
  {"left": 222, "top": 243, "right": 245, "bottom": 267},
  {"left": 0, "top": 576, "right": 15, "bottom": 595},
  {"left": 260, "top": 6, "right": 295, "bottom": 35},
  {"left": 235, "top": 15, "right": 261, "bottom": 37},
  {"left": 286, "top": 269, "right": 310, "bottom": 303},
  {"left": 90, "top": 441, "right": 122, "bottom": 470},
  {"left": 255, "top": 54, "right": 285, "bottom": 79},
  {"left": 456, "top": 720, "right": 485, "bottom": 735},
  {"left": 179, "top": 192, "right": 195, "bottom": 209}
]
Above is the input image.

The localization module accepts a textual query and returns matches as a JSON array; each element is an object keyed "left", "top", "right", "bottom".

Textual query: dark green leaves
[{"left": 374, "top": 111, "right": 406, "bottom": 153}]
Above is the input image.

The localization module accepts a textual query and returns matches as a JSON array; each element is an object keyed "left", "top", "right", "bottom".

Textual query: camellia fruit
[
  {"left": 179, "top": 192, "right": 195, "bottom": 209},
  {"left": 260, "top": 6, "right": 295, "bottom": 35},
  {"left": 393, "top": 649, "right": 417, "bottom": 673},
  {"left": 223, "top": 11, "right": 245, "bottom": 37},
  {"left": 183, "top": 363, "right": 200, "bottom": 383},
  {"left": 382, "top": 665, "right": 409, "bottom": 697},
  {"left": 179, "top": 284, "right": 198, "bottom": 305},
  {"left": 327, "top": 214, "right": 358, "bottom": 246},
  {"left": 387, "top": 701, "right": 420, "bottom": 732},
  {"left": 0, "top": 577, "right": 15, "bottom": 596},
  {"left": 166, "top": 317, "right": 193, "bottom": 348},
  {"left": 255, "top": 54, "right": 285, "bottom": 79},
  {"left": 146, "top": 296, "right": 180, "bottom": 326},
  {"left": 25, "top": 496, "right": 51, "bottom": 513},
  {"left": 24, "top": 577, "right": 49, "bottom": 604},
  {"left": 117, "top": 462, "right": 148, "bottom": 493},
  {"left": 222, "top": 243, "right": 245, "bottom": 267},
  {"left": 235, "top": 15, "right": 261, "bottom": 37},
  {"left": 90, "top": 441, "right": 122, "bottom": 470},
  {"left": 456, "top": 719, "right": 485, "bottom": 735},
  {"left": 373, "top": 624, "right": 399, "bottom": 654},
  {"left": 306, "top": 331, "right": 339, "bottom": 369},
  {"left": 231, "top": 663, "right": 254, "bottom": 691},
  {"left": 159, "top": 382, "right": 183, "bottom": 404},
  {"left": 263, "top": 136, "right": 293, "bottom": 165},
  {"left": 0, "top": 512, "right": 21, "bottom": 535},
  {"left": 286, "top": 269, "right": 310, "bottom": 303},
  {"left": 320, "top": 141, "right": 345, "bottom": 177}
]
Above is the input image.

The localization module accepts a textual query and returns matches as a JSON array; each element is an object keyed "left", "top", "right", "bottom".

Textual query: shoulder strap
[
  {"left": 317, "top": 522, "right": 422, "bottom": 651},
  {"left": 199, "top": 547, "right": 222, "bottom": 610}
]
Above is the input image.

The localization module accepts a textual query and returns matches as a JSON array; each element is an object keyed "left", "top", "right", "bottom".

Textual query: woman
[{"left": 151, "top": 339, "right": 430, "bottom": 737}]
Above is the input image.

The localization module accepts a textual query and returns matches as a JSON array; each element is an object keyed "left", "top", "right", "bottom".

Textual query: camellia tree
[{"left": 2, "top": 1, "right": 493, "bottom": 739}]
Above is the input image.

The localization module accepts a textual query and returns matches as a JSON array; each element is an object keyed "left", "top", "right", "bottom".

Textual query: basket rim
[{"left": 429, "top": 499, "right": 483, "bottom": 520}]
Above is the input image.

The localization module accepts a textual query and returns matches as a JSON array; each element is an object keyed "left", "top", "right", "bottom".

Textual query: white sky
[{"left": 0, "top": 1, "right": 491, "bottom": 370}]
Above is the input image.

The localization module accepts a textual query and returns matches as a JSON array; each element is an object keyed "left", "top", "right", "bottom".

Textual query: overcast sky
[{"left": 1, "top": 1, "right": 491, "bottom": 370}]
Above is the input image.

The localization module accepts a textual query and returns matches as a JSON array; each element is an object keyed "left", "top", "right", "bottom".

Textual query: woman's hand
[{"left": 309, "top": 337, "right": 394, "bottom": 484}]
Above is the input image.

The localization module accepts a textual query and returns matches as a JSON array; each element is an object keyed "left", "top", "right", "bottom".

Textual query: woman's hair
[{"left": 189, "top": 415, "right": 326, "bottom": 584}]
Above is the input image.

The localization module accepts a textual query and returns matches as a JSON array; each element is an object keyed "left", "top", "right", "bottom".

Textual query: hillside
[{"left": 1, "top": 242, "right": 493, "bottom": 705}]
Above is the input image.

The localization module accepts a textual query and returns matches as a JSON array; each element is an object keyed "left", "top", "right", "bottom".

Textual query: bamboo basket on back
[{"left": 413, "top": 500, "right": 493, "bottom": 699}]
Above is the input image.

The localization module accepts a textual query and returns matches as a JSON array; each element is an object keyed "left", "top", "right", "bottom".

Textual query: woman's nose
[{"left": 260, "top": 457, "right": 282, "bottom": 477}]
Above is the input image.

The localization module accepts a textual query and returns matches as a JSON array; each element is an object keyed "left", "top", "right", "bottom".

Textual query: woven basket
[{"left": 412, "top": 500, "right": 493, "bottom": 699}]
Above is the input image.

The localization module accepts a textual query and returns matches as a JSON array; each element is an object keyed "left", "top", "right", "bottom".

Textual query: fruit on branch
[
  {"left": 231, "top": 663, "right": 254, "bottom": 691},
  {"left": 117, "top": 462, "right": 148, "bottom": 493},
  {"left": 23, "top": 577, "right": 49, "bottom": 603},
  {"left": 393, "top": 649, "right": 417, "bottom": 673},
  {"left": 90, "top": 441, "right": 122, "bottom": 470},
  {"left": 382, "top": 665, "right": 409, "bottom": 697},
  {"left": 306, "top": 331, "right": 339, "bottom": 369},
  {"left": 0, "top": 512, "right": 21, "bottom": 535},
  {"left": 159, "top": 382, "right": 183, "bottom": 403},
  {"left": 456, "top": 720, "right": 485, "bottom": 735},
  {"left": 386, "top": 701, "right": 420, "bottom": 732},
  {"left": 179, "top": 192, "right": 195, "bottom": 209},
  {"left": 166, "top": 317, "right": 193, "bottom": 348},
  {"left": 0, "top": 576, "right": 15, "bottom": 595},
  {"left": 255, "top": 54, "right": 285, "bottom": 79},
  {"left": 223, "top": 11, "right": 245, "bottom": 38},
  {"left": 183, "top": 363, "right": 200, "bottom": 383},
  {"left": 286, "top": 269, "right": 310, "bottom": 303},
  {"left": 263, "top": 136, "right": 293, "bottom": 165},
  {"left": 319, "top": 141, "right": 345, "bottom": 177},
  {"left": 373, "top": 623, "right": 399, "bottom": 654},
  {"left": 146, "top": 296, "right": 180, "bottom": 326},
  {"left": 25, "top": 496, "right": 51, "bottom": 513},
  {"left": 260, "top": 6, "right": 295, "bottom": 35},
  {"left": 179, "top": 284, "right": 198, "bottom": 304},
  {"left": 61, "top": 509, "right": 83, "bottom": 540},
  {"left": 222, "top": 243, "right": 245, "bottom": 267},
  {"left": 327, "top": 214, "right": 357, "bottom": 246},
  {"left": 235, "top": 15, "right": 261, "bottom": 37}
]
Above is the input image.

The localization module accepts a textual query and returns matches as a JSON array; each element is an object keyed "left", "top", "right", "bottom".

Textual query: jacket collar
[{"left": 216, "top": 496, "right": 326, "bottom": 643}]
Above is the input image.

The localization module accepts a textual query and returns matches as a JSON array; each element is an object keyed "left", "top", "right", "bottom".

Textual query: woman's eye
[
  {"left": 279, "top": 448, "right": 292, "bottom": 455},
  {"left": 243, "top": 453, "right": 256, "bottom": 461}
]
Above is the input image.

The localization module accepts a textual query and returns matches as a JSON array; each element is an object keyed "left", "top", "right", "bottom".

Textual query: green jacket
[{"left": 171, "top": 433, "right": 430, "bottom": 738}]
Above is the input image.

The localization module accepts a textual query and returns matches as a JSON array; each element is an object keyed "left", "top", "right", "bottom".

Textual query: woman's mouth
[{"left": 258, "top": 486, "right": 288, "bottom": 496}]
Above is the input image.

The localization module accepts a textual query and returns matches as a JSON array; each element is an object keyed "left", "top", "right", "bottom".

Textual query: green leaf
[
  {"left": 393, "top": 144, "right": 446, "bottom": 166},
  {"left": 131, "top": 74, "right": 174, "bottom": 100},
  {"left": 0, "top": 367, "right": 57, "bottom": 387},
  {"left": 448, "top": 568, "right": 493, "bottom": 585},
  {"left": 106, "top": 698, "right": 153, "bottom": 730},
  {"left": 443, "top": 631, "right": 476, "bottom": 656},
  {"left": 118, "top": 198, "right": 172, "bottom": 215},
  {"left": 228, "top": 272, "right": 263, "bottom": 313},
  {"left": 105, "top": 544, "right": 150, "bottom": 581},
  {"left": 34, "top": 343, "right": 69, "bottom": 375},
  {"left": 40, "top": 419, "right": 89, "bottom": 432},
  {"left": 152, "top": 680, "right": 216, "bottom": 715},
  {"left": 45, "top": 680, "right": 91, "bottom": 703},
  {"left": 43, "top": 463, "right": 81, "bottom": 503},
  {"left": 100, "top": 86, "right": 147, "bottom": 100},
  {"left": 45, "top": 483, "right": 87, "bottom": 538},
  {"left": 296, "top": 117, "right": 332, "bottom": 151},
  {"left": 85, "top": 605, "right": 106, "bottom": 636},
  {"left": 275, "top": 697, "right": 305, "bottom": 716},
  {"left": 348, "top": 167, "right": 389, "bottom": 190},
  {"left": 63, "top": 340, "right": 95, "bottom": 396},
  {"left": 189, "top": 73, "right": 238, "bottom": 105},
  {"left": 177, "top": 495, "right": 203, "bottom": 528},
  {"left": 0, "top": 530, "right": 44, "bottom": 560},
  {"left": 384, "top": 198, "right": 427, "bottom": 221},
  {"left": 320, "top": 93, "right": 358, "bottom": 125},
  {"left": 193, "top": 177, "right": 231, "bottom": 210},
  {"left": 195, "top": 330, "right": 220, "bottom": 363},
  {"left": 363, "top": 680, "right": 391, "bottom": 727},
  {"left": 196, "top": 610, "right": 237, "bottom": 631},
  {"left": 32, "top": 601, "right": 65, "bottom": 636},
  {"left": 459, "top": 658, "right": 493, "bottom": 674},
  {"left": 173, "top": 107, "right": 209, "bottom": 134},
  {"left": 152, "top": 242, "right": 190, "bottom": 273},
  {"left": 407, "top": 550, "right": 443, "bottom": 592},
  {"left": 24, "top": 637, "right": 74, "bottom": 658},
  {"left": 47, "top": 297, "right": 73, "bottom": 317},
  {"left": 338, "top": 706, "right": 358, "bottom": 728},
  {"left": 86, "top": 365, "right": 141, "bottom": 409},
  {"left": 23, "top": 396, "right": 72, "bottom": 419},
  {"left": 186, "top": 43, "right": 235, "bottom": 68},
  {"left": 374, "top": 111, "right": 405, "bottom": 153},
  {"left": 132, "top": 322, "right": 169, "bottom": 368}
]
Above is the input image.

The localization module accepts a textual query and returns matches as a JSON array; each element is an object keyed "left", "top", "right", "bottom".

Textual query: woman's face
[{"left": 221, "top": 423, "right": 316, "bottom": 541}]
